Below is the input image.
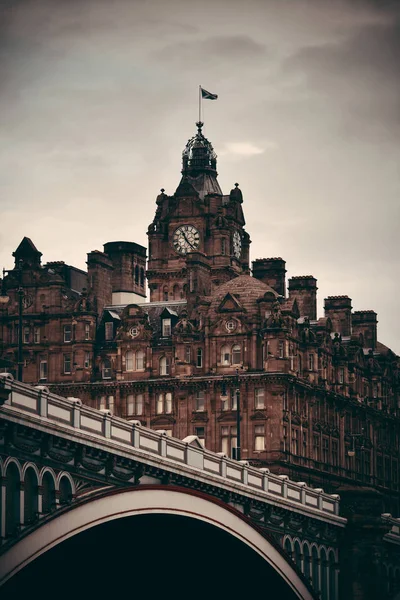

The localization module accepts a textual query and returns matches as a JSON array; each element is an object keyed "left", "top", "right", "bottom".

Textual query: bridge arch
[{"left": 1, "top": 486, "right": 315, "bottom": 599}]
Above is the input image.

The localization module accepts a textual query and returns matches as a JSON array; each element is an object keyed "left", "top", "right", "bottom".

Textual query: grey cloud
[{"left": 154, "top": 35, "right": 268, "bottom": 68}]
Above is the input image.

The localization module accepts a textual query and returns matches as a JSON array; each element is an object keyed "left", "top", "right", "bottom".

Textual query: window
[
  {"left": 105, "top": 322, "right": 114, "bottom": 341},
  {"left": 292, "top": 429, "right": 299, "bottom": 455},
  {"left": 23, "top": 326, "right": 30, "bottom": 344},
  {"left": 163, "top": 288, "right": 169, "bottom": 301},
  {"left": 157, "top": 392, "right": 172, "bottom": 414},
  {"left": 195, "top": 390, "right": 205, "bottom": 412},
  {"left": 313, "top": 435, "right": 320, "bottom": 461},
  {"left": 100, "top": 395, "right": 114, "bottom": 412},
  {"left": 364, "top": 450, "right": 371, "bottom": 476},
  {"left": 196, "top": 348, "right": 203, "bottom": 368},
  {"left": 255, "top": 388, "right": 265, "bottom": 409},
  {"left": 278, "top": 340, "right": 284, "bottom": 358},
  {"left": 302, "top": 431, "right": 307, "bottom": 456},
  {"left": 185, "top": 346, "right": 191, "bottom": 363},
  {"left": 63, "top": 354, "right": 72, "bottom": 374},
  {"left": 127, "top": 394, "right": 143, "bottom": 416},
  {"left": 221, "top": 345, "right": 231, "bottom": 366},
  {"left": 85, "top": 323, "right": 90, "bottom": 340},
  {"left": 221, "top": 238, "right": 226, "bottom": 255},
  {"left": 160, "top": 356, "right": 170, "bottom": 376},
  {"left": 308, "top": 353, "right": 314, "bottom": 371},
  {"left": 102, "top": 358, "right": 112, "bottom": 379},
  {"left": 195, "top": 427, "right": 205, "bottom": 447},
  {"left": 162, "top": 318, "right": 171, "bottom": 337},
  {"left": 39, "top": 360, "right": 47, "bottom": 380},
  {"left": 332, "top": 440, "right": 339, "bottom": 466},
  {"left": 232, "top": 344, "right": 241, "bottom": 365},
  {"left": 135, "top": 264, "right": 139, "bottom": 284},
  {"left": 231, "top": 388, "right": 238, "bottom": 411},
  {"left": 136, "top": 350, "right": 145, "bottom": 370},
  {"left": 140, "top": 268, "right": 145, "bottom": 288},
  {"left": 322, "top": 437, "right": 329, "bottom": 463},
  {"left": 255, "top": 425, "right": 265, "bottom": 451},
  {"left": 294, "top": 392, "right": 300, "bottom": 413},
  {"left": 372, "top": 382, "right": 378, "bottom": 398},
  {"left": 64, "top": 324, "right": 72, "bottom": 343},
  {"left": 84, "top": 352, "right": 91, "bottom": 369},
  {"left": 34, "top": 327, "right": 40, "bottom": 344},
  {"left": 339, "top": 367, "right": 345, "bottom": 384},
  {"left": 126, "top": 351, "right": 134, "bottom": 371},
  {"left": 283, "top": 426, "right": 288, "bottom": 452},
  {"left": 221, "top": 426, "right": 237, "bottom": 458}
]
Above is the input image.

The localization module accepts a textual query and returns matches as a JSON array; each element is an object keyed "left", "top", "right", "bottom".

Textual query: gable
[{"left": 217, "top": 293, "right": 244, "bottom": 313}]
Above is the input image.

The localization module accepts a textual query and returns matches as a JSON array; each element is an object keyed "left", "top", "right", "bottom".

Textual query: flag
[{"left": 201, "top": 87, "right": 218, "bottom": 100}]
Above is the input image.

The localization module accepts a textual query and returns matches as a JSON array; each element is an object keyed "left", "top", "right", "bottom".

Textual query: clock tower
[{"left": 146, "top": 122, "right": 251, "bottom": 302}]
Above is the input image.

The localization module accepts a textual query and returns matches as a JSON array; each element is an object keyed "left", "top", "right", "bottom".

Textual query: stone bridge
[{"left": 0, "top": 374, "right": 346, "bottom": 598}]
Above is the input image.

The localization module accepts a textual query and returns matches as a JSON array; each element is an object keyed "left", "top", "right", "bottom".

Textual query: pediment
[
  {"left": 150, "top": 415, "right": 176, "bottom": 427},
  {"left": 250, "top": 411, "right": 269, "bottom": 421},
  {"left": 217, "top": 293, "right": 243, "bottom": 313}
]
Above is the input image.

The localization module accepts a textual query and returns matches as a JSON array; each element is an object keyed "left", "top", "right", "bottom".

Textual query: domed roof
[{"left": 209, "top": 274, "right": 279, "bottom": 317}]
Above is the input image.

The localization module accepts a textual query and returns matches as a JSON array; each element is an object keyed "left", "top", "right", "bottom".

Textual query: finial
[
  {"left": 196, "top": 121, "right": 204, "bottom": 132},
  {"left": 160, "top": 188, "right": 165, "bottom": 193},
  {"left": 235, "top": 182, "right": 239, "bottom": 187}
]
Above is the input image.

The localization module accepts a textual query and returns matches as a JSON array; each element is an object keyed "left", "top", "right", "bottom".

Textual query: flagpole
[{"left": 198, "top": 85, "right": 201, "bottom": 122}]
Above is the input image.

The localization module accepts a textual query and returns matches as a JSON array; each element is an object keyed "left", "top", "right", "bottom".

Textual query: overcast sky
[{"left": 0, "top": 0, "right": 399, "bottom": 353}]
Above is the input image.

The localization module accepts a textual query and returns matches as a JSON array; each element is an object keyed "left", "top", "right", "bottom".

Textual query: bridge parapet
[{"left": 0, "top": 374, "right": 341, "bottom": 520}]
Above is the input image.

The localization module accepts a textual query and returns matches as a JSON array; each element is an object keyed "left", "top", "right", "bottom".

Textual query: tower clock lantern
[{"left": 147, "top": 122, "right": 251, "bottom": 302}]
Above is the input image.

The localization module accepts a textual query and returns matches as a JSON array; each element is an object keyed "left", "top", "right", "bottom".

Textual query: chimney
[
  {"left": 252, "top": 258, "right": 286, "bottom": 297},
  {"left": 324, "top": 296, "right": 352, "bottom": 336},
  {"left": 87, "top": 251, "right": 113, "bottom": 313},
  {"left": 104, "top": 241, "right": 147, "bottom": 305},
  {"left": 352, "top": 311, "right": 377, "bottom": 350},
  {"left": 288, "top": 276, "right": 317, "bottom": 320}
]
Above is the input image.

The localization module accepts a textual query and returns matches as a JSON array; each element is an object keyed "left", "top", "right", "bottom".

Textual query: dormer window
[
  {"left": 162, "top": 318, "right": 171, "bottom": 337},
  {"left": 105, "top": 322, "right": 113, "bottom": 341}
]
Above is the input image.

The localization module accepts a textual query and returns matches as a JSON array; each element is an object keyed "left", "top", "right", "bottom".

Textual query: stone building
[{"left": 0, "top": 121, "right": 399, "bottom": 597}]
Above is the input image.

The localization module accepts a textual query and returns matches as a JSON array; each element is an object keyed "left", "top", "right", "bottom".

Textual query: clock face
[
  {"left": 173, "top": 225, "right": 200, "bottom": 255},
  {"left": 233, "top": 230, "right": 242, "bottom": 259}
]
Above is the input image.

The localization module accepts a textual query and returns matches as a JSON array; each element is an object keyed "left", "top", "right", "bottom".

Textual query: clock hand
[{"left": 182, "top": 231, "right": 195, "bottom": 250}]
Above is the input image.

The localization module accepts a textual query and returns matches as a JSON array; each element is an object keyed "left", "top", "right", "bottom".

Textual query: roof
[{"left": 208, "top": 274, "right": 279, "bottom": 317}]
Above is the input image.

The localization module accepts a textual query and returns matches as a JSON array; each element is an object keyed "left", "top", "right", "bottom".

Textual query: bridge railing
[{"left": 0, "top": 374, "right": 340, "bottom": 517}]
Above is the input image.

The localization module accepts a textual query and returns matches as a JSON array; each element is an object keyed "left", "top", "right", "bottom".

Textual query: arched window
[
  {"left": 320, "top": 548, "right": 328, "bottom": 600},
  {"left": 294, "top": 540, "right": 302, "bottom": 571},
  {"left": 102, "top": 358, "right": 112, "bottom": 379},
  {"left": 136, "top": 350, "right": 145, "bottom": 370},
  {"left": 24, "top": 467, "right": 38, "bottom": 525},
  {"left": 125, "top": 351, "right": 134, "bottom": 371},
  {"left": 221, "top": 345, "right": 231, "bottom": 366},
  {"left": 284, "top": 537, "right": 293, "bottom": 560},
  {"left": 163, "top": 287, "right": 168, "bottom": 301},
  {"left": 311, "top": 546, "right": 320, "bottom": 593},
  {"left": 160, "top": 356, "right": 170, "bottom": 376},
  {"left": 232, "top": 344, "right": 241, "bottom": 365},
  {"left": 135, "top": 264, "right": 139, "bottom": 284},
  {"left": 329, "top": 551, "right": 336, "bottom": 600},
  {"left": 41, "top": 472, "right": 56, "bottom": 514},
  {"left": 303, "top": 544, "right": 311, "bottom": 581},
  {"left": 59, "top": 476, "right": 73, "bottom": 505},
  {"left": 6, "top": 463, "right": 20, "bottom": 537},
  {"left": 173, "top": 285, "right": 180, "bottom": 300}
]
